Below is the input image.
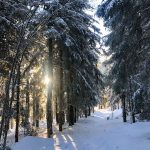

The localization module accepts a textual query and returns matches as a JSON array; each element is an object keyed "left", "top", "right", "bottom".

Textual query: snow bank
[
  {"left": 95, "top": 107, "right": 122, "bottom": 119},
  {"left": 11, "top": 136, "right": 54, "bottom": 150},
  {"left": 110, "top": 108, "right": 122, "bottom": 119}
]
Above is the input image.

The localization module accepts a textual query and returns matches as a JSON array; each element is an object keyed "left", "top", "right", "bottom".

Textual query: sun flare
[{"left": 44, "top": 76, "right": 50, "bottom": 85}]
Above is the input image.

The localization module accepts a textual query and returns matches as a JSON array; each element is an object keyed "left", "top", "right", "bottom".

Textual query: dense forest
[
  {"left": 97, "top": 0, "right": 150, "bottom": 122},
  {"left": 0, "top": 0, "right": 150, "bottom": 149},
  {"left": 0, "top": 0, "right": 103, "bottom": 148}
]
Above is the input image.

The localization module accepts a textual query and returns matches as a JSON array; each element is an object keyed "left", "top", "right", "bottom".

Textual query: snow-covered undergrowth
[{"left": 12, "top": 108, "right": 150, "bottom": 150}]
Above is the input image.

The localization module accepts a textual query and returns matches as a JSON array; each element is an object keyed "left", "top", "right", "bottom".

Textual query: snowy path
[
  {"left": 12, "top": 109, "right": 150, "bottom": 150},
  {"left": 54, "top": 110, "right": 150, "bottom": 150}
]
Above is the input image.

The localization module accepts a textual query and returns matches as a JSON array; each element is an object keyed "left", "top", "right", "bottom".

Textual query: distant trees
[
  {"left": 0, "top": 0, "right": 103, "bottom": 148},
  {"left": 97, "top": 0, "right": 150, "bottom": 122}
]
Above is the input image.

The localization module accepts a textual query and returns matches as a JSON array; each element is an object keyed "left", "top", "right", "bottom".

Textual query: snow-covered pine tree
[
  {"left": 134, "top": 0, "right": 150, "bottom": 120},
  {"left": 0, "top": 0, "right": 103, "bottom": 144},
  {"left": 96, "top": 0, "right": 150, "bottom": 122},
  {"left": 0, "top": 0, "right": 46, "bottom": 147},
  {"left": 0, "top": 0, "right": 31, "bottom": 147},
  {"left": 41, "top": 0, "right": 102, "bottom": 135}
]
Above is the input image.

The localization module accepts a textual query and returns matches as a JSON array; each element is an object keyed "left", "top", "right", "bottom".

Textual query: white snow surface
[
  {"left": 12, "top": 108, "right": 150, "bottom": 150},
  {"left": 12, "top": 136, "right": 54, "bottom": 150}
]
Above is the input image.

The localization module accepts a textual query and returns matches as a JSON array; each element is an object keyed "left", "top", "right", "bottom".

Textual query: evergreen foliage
[
  {"left": 0, "top": 0, "right": 103, "bottom": 147},
  {"left": 97, "top": 0, "right": 150, "bottom": 121}
]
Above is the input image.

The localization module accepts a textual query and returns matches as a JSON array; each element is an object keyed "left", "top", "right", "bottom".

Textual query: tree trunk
[
  {"left": 76, "top": 108, "right": 79, "bottom": 121},
  {"left": 122, "top": 93, "right": 127, "bottom": 122},
  {"left": 35, "top": 97, "right": 39, "bottom": 128},
  {"left": 15, "top": 65, "right": 20, "bottom": 142},
  {"left": 92, "top": 107, "right": 95, "bottom": 113},
  {"left": 25, "top": 79, "right": 30, "bottom": 134},
  {"left": 58, "top": 111, "right": 64, "bottom": 131},
  {"left": 85, "top": 108, "right": 88, "bottom": 118},
  {"left": 69, "top": 105, "right": 74, "bottom": 126},
  {"left": 2, "top": 69, "right": 18, "bottom": 147},
  {"left": 88, "top": 107, "right": 91, "bottom": 116},
  {"left": 58, "top": 42, "right": 65, "bottom": 131},
  {"left": 131, "top": 99, "right": 135, "bottom": 123},
  {"left": 0, "top": 78, "right": 12, "bottom": 143},
  {"left": 74, "top": 107, "right": 77, "bottom": 123},
  {"left": 66, "top": 75, "right": 72, "bottom": 125},
  {"left": 47, "top": 38, "right": 53, "bottom": 137},
  {"left": 117, "top": 102, "right": 120, "bottom": 109},
  {"left": 129, "top": 79, "right": 135, "bottom": 123},
  {"left": 67, "top": 105, "right": 70, "bottom": 125},
  {"left": 55, "top": 100, "right": 59, "bottom": 124},
  {"left": 32, "top": 91, "right": 36, "bottom": 126},
  {"left": 69, "top": 105, "right": 71, "bottom": 126}
]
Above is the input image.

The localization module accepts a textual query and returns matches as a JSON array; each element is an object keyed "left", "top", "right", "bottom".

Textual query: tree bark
[
  {"left": 88, "top": 107, "right": 91, "bottom": 116},
  {"left": 15, "top": 65, "right": 20, "bottom": 142},
  {"left": 122, "top": 93, "right": 127, "bottom": 122},
  {"left": 32, "top": 91, "right": 36, "bottom": 126},
  {"left": 129, "top": 79, "right": 135, "bottom": 123},
  {"left": 131, "top": 98, "right": 135, "bottom": 123},
  {"left": 25, "top": 79, "right": 30, "bottom": 134},
  {"left": 35, "top": 97, "right": 39, "bottom": 128},
  {"left": 47, "top": 38, "right": 53, "bottom": 137},
  {"left": 74, "top": 107, "right": 77, "bottom": 123},
  {"left": 55, "top": 100, "right": 59, "bottom": 124},
  {"left": 76, "top": 107, "right": 79, "bottom": 121},
  {"left": 58, "top": 42, "right": 65, "bottom": 131},
  {"left": 69, "top": 105, "right": 74, "bottom": 126}
]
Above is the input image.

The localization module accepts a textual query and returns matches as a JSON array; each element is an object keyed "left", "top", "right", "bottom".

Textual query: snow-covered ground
[
  {"left": 11, "top": 136, "right": 54, "bottom": 150},
  {"left": 12, "top": 108, "right": 150, "bottom": 150}
]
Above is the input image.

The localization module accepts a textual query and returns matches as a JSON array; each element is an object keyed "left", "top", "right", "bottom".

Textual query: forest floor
[{"left": 11, "top": 108, "right": 150, "bottom": 150}]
